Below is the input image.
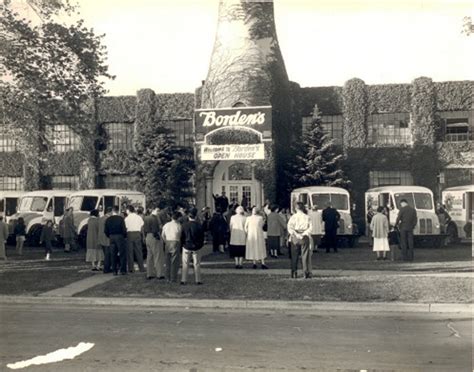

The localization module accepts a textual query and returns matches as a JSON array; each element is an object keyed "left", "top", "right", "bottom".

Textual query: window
[
  {"left": 54, "top": 197, "right": 66, "bottom": 216},
  {"left": 19, "top": 196, "right": 48, "bottom": 212},
  {"left": 302, "top": 115, "right": 343, "bottom": 146},
  {"left": 51, "top": 176, "right": 79, "bottom": 190},
  {"left": 103, "top": 175, "right": 135, "bottom": 190},
  {"left": 368, "top": 113, "right": 411, "bottom": 145},
  {"left": 163, "top": 119, "right": 193, "bottom": 147},
  {"left": 0, "top": 132, "right": 16, "bottom": 152},
  {"left": 394, "top": 192, "right": 433, "bottom": 210},
  {"left": 0, "top": 176, "right": 24, "bottom": 191},
  {"left": 369, "top": 171, "right": 413, "bottom": 187},
  {"left": 228, "top": 163, "right": 252, "bottom": 180},
  {"left": 46, "top": 125, "right": 80, "bottom": 152},
  {"left": 81, "top": 196, "right": 98, "bottom": 211},
  {"left": 443, "top": 168, "right": 473, "bottom": 188},
  {"left": 311, "top": 193, "right": 349, "bottom": 210},
  {"left": 105, "top": 123, "right": 134, "bottom": 150},
  {"left": 445, "top": 118, "right": 470, "bottom": 142}
]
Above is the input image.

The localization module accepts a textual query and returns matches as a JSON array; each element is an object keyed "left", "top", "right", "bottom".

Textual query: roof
[
  {"left": 68, "top": 189, "right": 145, "bottom": 197},
  {"left": 442, "top": 185, "right": 474, "bottom": 192},
  {"left": 292, "top": 186, "right": 349, "bottom": 194},
  {"left": 0, "top": 191, "right": 25, "bottom": 198},
  {"left": 367, "top": 186, "right": 433, "bottom": 193},
  {"left": 20, "top": 190, "right": 73, "bottom": 197}
]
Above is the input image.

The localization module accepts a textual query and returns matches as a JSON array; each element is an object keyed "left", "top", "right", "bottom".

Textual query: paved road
[{"left": 0, "top": 303, "right": 471, "bottom": 371}]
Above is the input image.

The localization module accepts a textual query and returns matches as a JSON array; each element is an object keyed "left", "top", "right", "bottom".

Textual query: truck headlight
[{"left": 435, "top": 224, "right": 440, "bottom": 229}]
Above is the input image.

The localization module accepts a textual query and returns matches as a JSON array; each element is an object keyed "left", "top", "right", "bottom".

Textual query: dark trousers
[
  {"left": 399, "top": 230, "right": 414, "bottom": 261},
  {"left": 102, "top": 245, "right": 112, "bottom": 273},
  {"left": 110, "top": 234, "right": 127, "bottom": 274},
  {"left": 44, "top": 241, "right": 52, "bottom": 254},
  {"left": 212, "top": 235, "right": 224, "bottom": 252},
  {"left": 324, "top": 229, "right": 338, "bottom": 252},
  {"left": 127, "top": 231, "right": 145, "bottom": 272}
]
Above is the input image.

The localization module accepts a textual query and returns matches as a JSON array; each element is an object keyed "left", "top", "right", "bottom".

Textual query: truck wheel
[
  {"left": 446, "top": 223, "right": 460, "bottom": 245},
  {"left": 27, "top": 225, "right": 42, "bottom": 247}
]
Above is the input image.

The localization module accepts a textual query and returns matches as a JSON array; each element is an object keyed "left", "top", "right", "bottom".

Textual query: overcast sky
[{"left": 74, "top": 0, "right": 473, "bottom": 96}]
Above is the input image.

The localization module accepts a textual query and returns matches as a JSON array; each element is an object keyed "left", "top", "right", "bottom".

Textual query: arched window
[{"left": 228, "top": 163, "right": 252, "bottom": 181}]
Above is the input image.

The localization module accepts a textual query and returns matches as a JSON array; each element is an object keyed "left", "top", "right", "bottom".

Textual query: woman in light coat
[
  {"left": 86, "top": 209, "right": 104, "bottom": 270},
  {"left": 229, "top": 206, "right": 247, "bottom": 269},
  {"left": 370, "top": 206, "right": 390, "bottom": 260},
  {"left": 245, "top": 207, "right": 268, "bottom": 269}
]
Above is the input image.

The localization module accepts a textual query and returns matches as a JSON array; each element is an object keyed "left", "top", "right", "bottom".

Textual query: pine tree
[
  {"left": 297, "top": 104, "right": 351, "bottom": 189},
  {"left": 132, "top": 122, "right": 194, "bottom": 209}
]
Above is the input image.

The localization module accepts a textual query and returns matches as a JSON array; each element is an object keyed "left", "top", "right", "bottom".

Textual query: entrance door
[
  {"left": 212, "top": 162, "right": 262, "bottom": 210},
  {"left": 227, "top": 184, "right": 253, "bottom": 208}
]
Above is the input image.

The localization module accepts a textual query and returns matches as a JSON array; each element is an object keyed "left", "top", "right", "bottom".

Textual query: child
[
  {"left": 40, "top": 220, "right": 54, "bottom": 261},
  {"left": 14, "top": 217, "right": 26, "bottom": 255},
  {"left": 388, "top": 225, "right": 400, "bottom": 262}
]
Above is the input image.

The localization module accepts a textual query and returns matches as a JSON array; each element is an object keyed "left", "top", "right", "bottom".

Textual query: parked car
[
  {"left": 8, "top": 190, "right": 71, "bottom": 245},
  {"left": 365, "top": 186, "right": 442, "bottom": 247},
  {"left": 291, "top": 186, "right": 359, "bottom": 247},
  {"left": 442, "top": 184, "right": 473, "bottom": 242}
]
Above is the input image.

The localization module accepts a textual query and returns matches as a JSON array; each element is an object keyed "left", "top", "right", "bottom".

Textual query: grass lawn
[
  {"left": 77, "top": 273, "right": 472, "bottom": 303},
  {"left": 202, "top": 244, "right": 472, "bottom": 272},
  {"left": 0, "top": 269, "right": 94, "bottom": 296}
]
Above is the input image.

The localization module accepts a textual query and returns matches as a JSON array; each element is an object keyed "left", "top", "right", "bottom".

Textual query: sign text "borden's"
[{"left": 200, "top": 110, "right": 266, "bottom": 127}]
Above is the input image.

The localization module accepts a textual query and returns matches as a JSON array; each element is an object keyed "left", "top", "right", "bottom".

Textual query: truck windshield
[
  {"left": 69, "top": 196, "right": 98, "bottom": 212},
  {"left": 19, "top": 196, "right": 48, "bottom": 212},
  {"left": 311, "top": 193, "right": 349, "bottom": 210},
  {"left": 394, "top": 192, "right": 433, "bottom": 210}
]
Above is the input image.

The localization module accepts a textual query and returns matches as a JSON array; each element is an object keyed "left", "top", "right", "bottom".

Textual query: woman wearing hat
[
  {"left": 245, "top": 207, "right": 268, "bottom": 269},
  {"left": 229, "top": 206, "right": 247, "bottom": 269}
]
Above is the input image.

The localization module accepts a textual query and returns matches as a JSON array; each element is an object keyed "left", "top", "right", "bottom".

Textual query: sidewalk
[{"left": 1, "top": 295, "right": 471, "bottom": 314}]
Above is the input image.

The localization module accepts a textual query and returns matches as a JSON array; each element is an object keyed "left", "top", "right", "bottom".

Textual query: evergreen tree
[
  {"left": 296, "top": 104, "right": 351, "bottom": 189},
  {"left": 132, "top": 122, "right": 194, "bottom": 209}
]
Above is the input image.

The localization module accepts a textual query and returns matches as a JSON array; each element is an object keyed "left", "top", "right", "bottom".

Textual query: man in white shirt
[
  {"left": 125, "top": 205, "right": 145, "bottom": 273},
  {"left": 162, "top": 211, "right": 183, "bottom": 283},
  {"left": 308, "top": 205, "right": 323, "bottom": 252},
  {"left": 287, "top": 202, "right": 313, "bottom": 279}
]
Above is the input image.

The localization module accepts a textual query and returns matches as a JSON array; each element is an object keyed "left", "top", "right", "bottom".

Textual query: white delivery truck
[
  {"left": 365, "top": 186, "right": 443, "bottom": 247},
  {"left": 291, "top": 186, "right": 358, "bottom": 247},
  {"left": 67, "top": 189, "right": 146, "bottom": 245},
  {"left": 8, "top": 190, "right": 71, "bottom": 244},
  {"left": 442, "top": 185, "right": 473, "bottom": 241}
]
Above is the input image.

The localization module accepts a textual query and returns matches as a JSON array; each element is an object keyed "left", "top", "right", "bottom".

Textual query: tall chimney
[{"left": 201, "top": 0, "right": 289, "bottom": 109}]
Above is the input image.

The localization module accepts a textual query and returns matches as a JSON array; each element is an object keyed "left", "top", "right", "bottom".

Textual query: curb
[{"left": 0, "top": 295, "right": 471, "bottom": 314}]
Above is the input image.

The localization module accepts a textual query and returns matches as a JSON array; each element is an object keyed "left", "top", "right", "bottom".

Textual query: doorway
[{"left": 212, "top": 162, "right": 262, "bottom": 210}]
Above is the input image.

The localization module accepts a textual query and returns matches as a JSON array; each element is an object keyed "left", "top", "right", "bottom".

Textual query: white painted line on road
[{"left": 6, "top": 342, "right": 94, "bottom": 370}]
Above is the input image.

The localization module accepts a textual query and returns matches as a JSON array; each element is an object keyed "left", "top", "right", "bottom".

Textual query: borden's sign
[
  {"left": 200, "top": 110, "right": 265, "bottom": 127},
  {"left": 195, "top": 106, "right": 272, "bottom": 137}
]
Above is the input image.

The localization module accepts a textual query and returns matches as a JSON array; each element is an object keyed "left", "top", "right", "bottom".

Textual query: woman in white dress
[
  {"left": 370, "top": 206, "right": 390, "bottom": 260},
  {"left": 245, "top": 207, "right": 268, "bottom": 269},
  {"left": 229, "top": 206, "right": 247, "bottom": 269}
]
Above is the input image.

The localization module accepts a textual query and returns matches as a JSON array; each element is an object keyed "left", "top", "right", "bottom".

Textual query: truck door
[{"left": 53, "top": 197, "right": 66, "bottom": 225}]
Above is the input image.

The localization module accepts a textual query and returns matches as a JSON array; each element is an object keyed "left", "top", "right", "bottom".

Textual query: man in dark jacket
[
  {"left": 180, "top": 208, "right": 204, "bottom": 285},
  {"left": 104, "top": 206, "right": 128, "bottom": 275},
  {"left": 322, "top": 202, "right": 341, "bottom": 253},
  {"left": 395, "top": 199, "right": 417, "bottom": 261}
]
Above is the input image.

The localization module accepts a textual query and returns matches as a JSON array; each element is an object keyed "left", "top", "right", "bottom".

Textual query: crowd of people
[{"left": 0, "top": 192, "right": 441, "bottom": 273}]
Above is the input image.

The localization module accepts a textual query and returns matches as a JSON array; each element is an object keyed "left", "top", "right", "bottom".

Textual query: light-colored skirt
[
  {"left": 373, "top": 237, "right": 390, "bottom": 252},
  {"left": 86, "top": 246, "right": 104, "bottom": 262}
]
